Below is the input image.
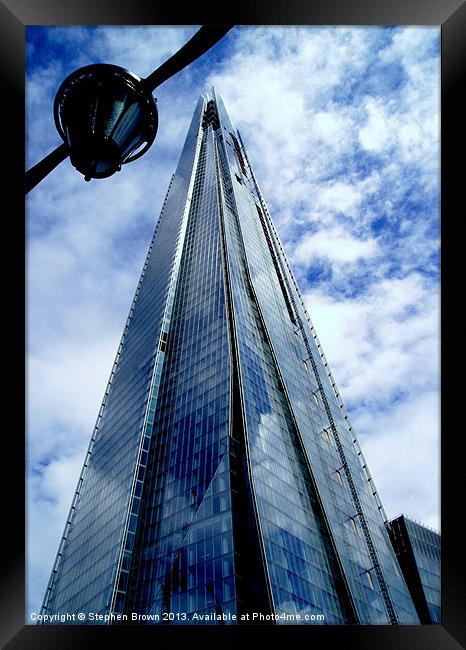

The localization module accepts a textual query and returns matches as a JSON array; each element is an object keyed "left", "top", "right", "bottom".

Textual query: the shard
[{"left": 40, "top": 91, "right": 419, "bottom": 625}]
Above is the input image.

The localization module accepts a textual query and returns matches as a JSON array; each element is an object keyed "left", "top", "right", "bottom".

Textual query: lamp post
[{"left": 25, "top": 25, "right": 233, "bottom": 193}]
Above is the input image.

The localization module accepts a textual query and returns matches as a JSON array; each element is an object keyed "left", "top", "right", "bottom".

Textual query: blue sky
[{"left": 26, "top": 25, "right": 440, "bottom": 617}]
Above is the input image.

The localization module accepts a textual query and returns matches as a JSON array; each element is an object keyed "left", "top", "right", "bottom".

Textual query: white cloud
[
  {"left": 358, "top": 99, "right": 392, "bottom": 153},
  {"left": 27, "top": 452, "right": 84, "bottom": 614},
  {"left": 316, "top": 181, "right": 367, "bottom": 216},
  {"left": 312, "top": 110, "right": 354, "bottom": 154},
  {"left": 292, "top": 226, "right": 379, "bottom": 265},
  {"left": 28, "top": 334, "right": 119, "bottom": 456},
  {"left": 304, "top": 273, "right": 439, "bottom": 407},
  {"left": 356, "top": 391, "right": 440, "bottom": 531}
]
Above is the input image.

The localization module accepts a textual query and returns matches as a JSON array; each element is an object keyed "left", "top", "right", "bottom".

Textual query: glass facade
[
  {"left": 387, "top": 515, "right": 441, "bottom": 623},
  {"left": 40, "top": 91, "right": 421, "bottom": 625}
]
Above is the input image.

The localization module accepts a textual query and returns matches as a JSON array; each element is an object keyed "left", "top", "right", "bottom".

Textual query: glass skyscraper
[
  {"left": 40, "top": 91, "right": 420, "bottom": 625},
  {"left": 386, "top": 515, "right": 441, "bottom": 624}
]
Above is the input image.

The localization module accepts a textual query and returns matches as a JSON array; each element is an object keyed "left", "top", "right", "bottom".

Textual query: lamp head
[{"left": 54, "top": 63, "right": 158, "bottom": 181}]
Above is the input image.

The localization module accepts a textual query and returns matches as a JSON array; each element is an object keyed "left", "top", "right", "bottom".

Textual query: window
[
  {"left": 365, "top": 570, "right": 374, "bottom": 590},
  {"left": 159, "top": 330, "right": 168, "bottom": 352}
]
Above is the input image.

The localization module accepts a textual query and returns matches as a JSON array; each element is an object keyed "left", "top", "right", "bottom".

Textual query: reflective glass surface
[
  {"left": 404, "top": 518, "right": 441, "bottom": 623},
  {"left": 124, "top": 120, "right": 237, "bottom": 622},
  {"left": 398, "top": 515, "right": 441, "bottom": 623}
]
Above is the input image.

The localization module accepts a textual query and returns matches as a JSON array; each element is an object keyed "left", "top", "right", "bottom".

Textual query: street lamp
[{"left": 26, "top": 25, "right": 233, "bottom": 193}]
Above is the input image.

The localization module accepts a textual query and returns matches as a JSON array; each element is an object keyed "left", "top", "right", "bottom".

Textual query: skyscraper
[
  {"left": 386, "top": 515, "right": 441, "bottom": 624},
  {"left": 40, "top": 90, "right": 420, "bottom": 625}
]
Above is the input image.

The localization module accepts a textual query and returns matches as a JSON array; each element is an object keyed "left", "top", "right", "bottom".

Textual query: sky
[{"left": 26, "top": 25, "right": 440, "bottom": 617}]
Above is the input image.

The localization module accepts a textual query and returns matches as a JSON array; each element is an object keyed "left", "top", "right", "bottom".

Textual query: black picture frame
[{"left": 2, "top": 1, "right": 464, "bottom": 648}]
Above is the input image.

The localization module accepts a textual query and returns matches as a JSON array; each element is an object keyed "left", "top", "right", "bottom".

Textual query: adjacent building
[
  {"left": 386, "top": 515, "right": 441, "bottom": 623},
  {"left": 40, "top": 91, "right": 421, "bottom": 625}
]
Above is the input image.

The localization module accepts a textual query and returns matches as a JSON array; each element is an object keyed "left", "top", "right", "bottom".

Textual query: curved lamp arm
[
  {"left": 25, "top": 143, "right": 69, "bottom": 194},
  {"left": 144, "top": 25, "right": 233, "bottom": 92}
]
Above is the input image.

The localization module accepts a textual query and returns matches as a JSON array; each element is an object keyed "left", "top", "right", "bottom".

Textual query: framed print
[{"left": 1, "top": 1, "right": 464, "bottom": 648}]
